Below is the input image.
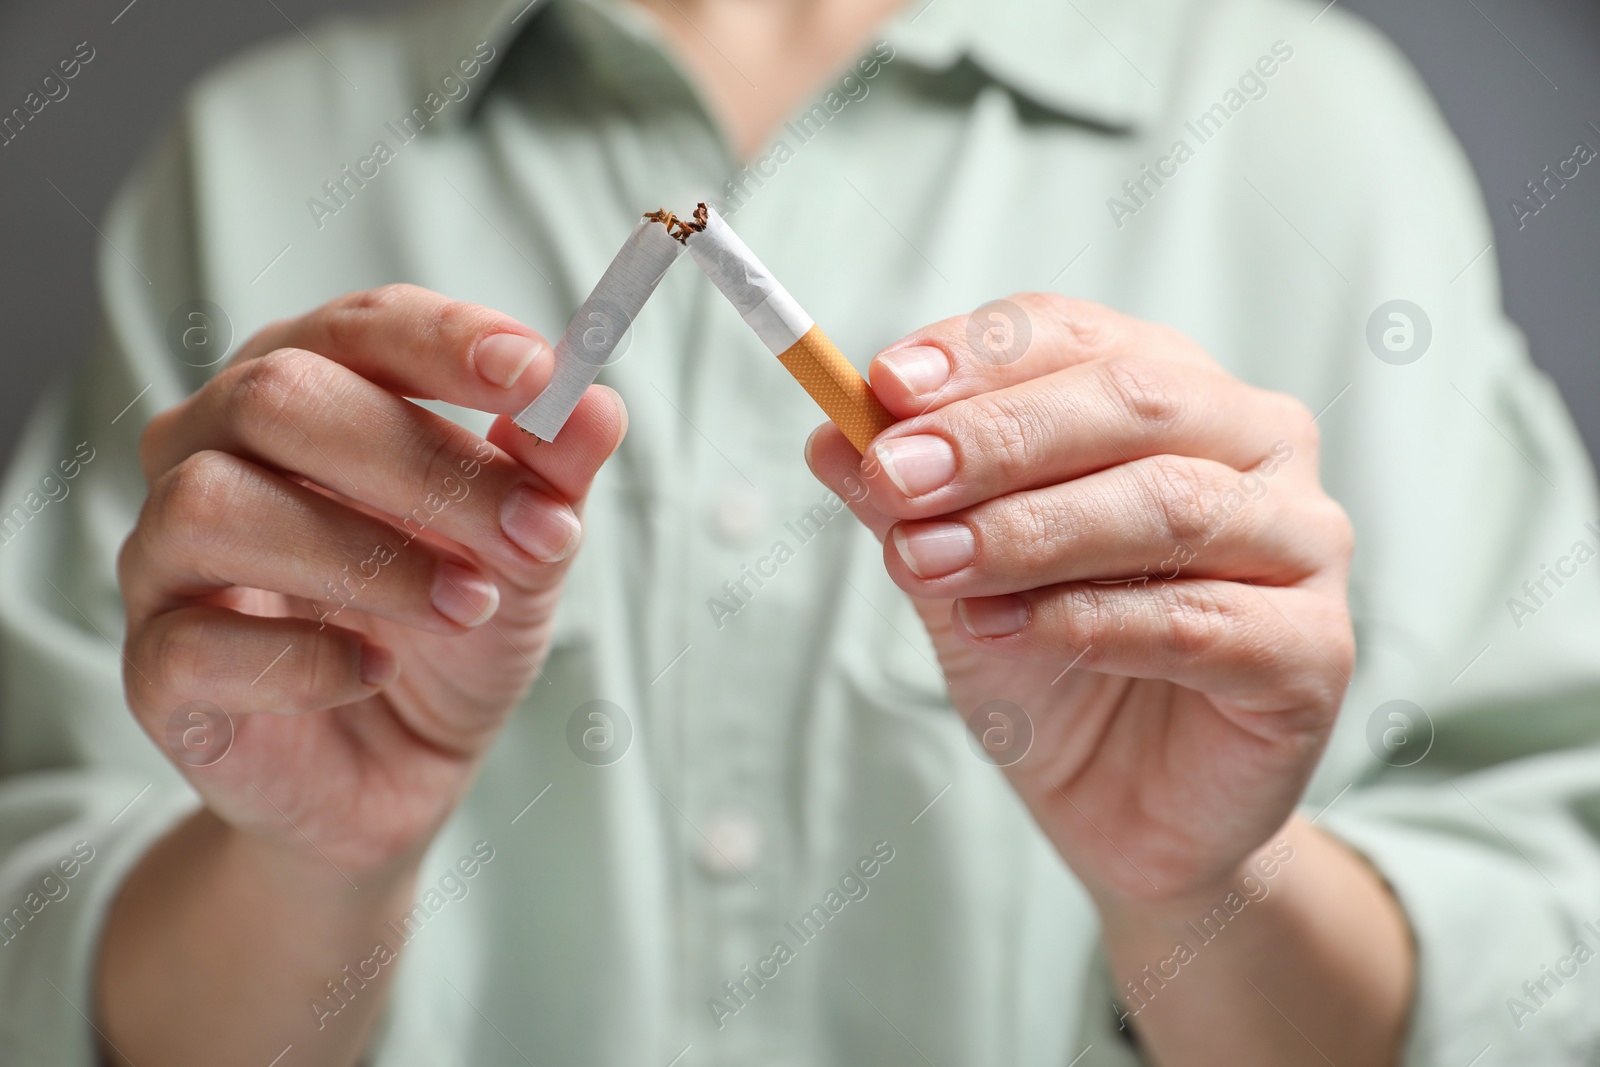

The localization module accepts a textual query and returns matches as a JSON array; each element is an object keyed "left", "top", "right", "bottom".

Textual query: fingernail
[
  {"left": 431, "top": 561, "right": 500, "bottom": 627},
  {"left": 872, "top": 435, "right": 957, "bottom": 497},
  {"left": 360, "top": 643, "right": 399, "bottom": 686},
  {"left": 892, "top": 521, "right": 976, "bottom": 578},
  {"left": 878, "top": 345, "right": 950, "bottom": 395},
  {"left": 501, "top": 486, "right": 582, "bottom": 562},
  {"left": 474, "top": 333, "right": 545, "bottom": 389},
  {"left": 957, "top": 595, "right": 1030, "bottom": 638}
]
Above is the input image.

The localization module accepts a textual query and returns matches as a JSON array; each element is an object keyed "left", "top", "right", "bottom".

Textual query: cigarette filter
[
  {"left": 513, "top": 216, "right": 685, "bottom": 441},
  {"left": 683, "top": 204, "right": 895, "bottom": 454}
]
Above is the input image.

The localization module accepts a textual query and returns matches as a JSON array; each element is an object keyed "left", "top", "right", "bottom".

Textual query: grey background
[{"left": 1, "top": 0, "right": 1597, "bottom": 469}]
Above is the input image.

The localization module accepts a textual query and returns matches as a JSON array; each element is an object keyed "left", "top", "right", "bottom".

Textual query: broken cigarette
[
  {"left": 682, "top": 204, "right": 894, "bottom": 454},
  {"left": 516, "top": 203, "right": 894, "bottom": 454},
  {"left": 513, "top": 215, "right": 685, "bottom": 441}
]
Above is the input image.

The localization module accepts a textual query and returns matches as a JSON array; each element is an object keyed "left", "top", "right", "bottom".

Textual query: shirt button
[
  {"left": 694, "top": 811, "right": 763, "bottom": 878},
  {"left": 707, "top": 485, "right": 769, "bottom": 547}
]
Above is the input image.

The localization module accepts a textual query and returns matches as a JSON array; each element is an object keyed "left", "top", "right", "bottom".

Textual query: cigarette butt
[{"left": 776, "top": 325, "right": 895, "bottom": 453}]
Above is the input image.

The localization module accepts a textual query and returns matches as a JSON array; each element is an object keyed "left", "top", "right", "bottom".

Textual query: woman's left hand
[{"left": 807, "top": 292, "right": 1356, "bottom": 908}]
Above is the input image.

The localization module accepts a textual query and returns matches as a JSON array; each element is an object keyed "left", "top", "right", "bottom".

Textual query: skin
[
  {"left": 97, "top": 2, "right": 1414, "bottom": 1065},
  {"left": 630, "top": 0, "right": 907, "bottom": 159}
]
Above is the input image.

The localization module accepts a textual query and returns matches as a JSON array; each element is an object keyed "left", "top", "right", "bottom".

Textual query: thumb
[
  {"left": 805, "top": 422, "right": 896, "bottom": 542},
  {"left": 806, "top": 420, "right": 998, "bottom": 695}
]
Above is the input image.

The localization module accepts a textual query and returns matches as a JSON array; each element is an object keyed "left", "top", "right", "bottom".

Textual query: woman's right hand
[{"left": 118, "top": 283, "right": 621, "bottom": 882}]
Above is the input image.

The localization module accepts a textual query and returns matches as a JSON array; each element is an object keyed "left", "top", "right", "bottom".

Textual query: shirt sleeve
[
  {"left": 1299, "top": 16, "right": 1600, "bottom": 1067},
  {"left": 0, "top": 117, "right": 210, "bottom": 1064},
  {"left": 1314, "top": 307, "right": 1600, "bottom": 1067}
]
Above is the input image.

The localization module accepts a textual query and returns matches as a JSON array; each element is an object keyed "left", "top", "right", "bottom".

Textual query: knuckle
[
  {"left": 322, "top": 284, "right": 417, "bottom": 350},
  {"left": 1158, "top": 583, "right": 1232, "bottom": 658},
  {"left": 985, "top": 428, "right": 1033, "bottom": 484},
  {"left": 1259, "top": 390, "right": 1320, "bottom": 461},
  {"left": 1277, "top": 392, "right": 1316, "bottom": 431},
  {"left": 409, "top": 421, "right": 480, "bottom": 506},
  {"left": 322, "top": 284, "right": 489, "bottom": 364},
  {"left": 1279, "top": 392, "right": 1320, "bottom": 449},
  {"left": 965, "top": 393, "right": 1036, "bottom": 480},
  {"left": 345, "top": 283, "right": 419, "bottom": 316},
  {"left": 1005, "top": 494, "right": 1071, "bottom": 572},
  {"left": 364, "top": 281, "right": 422, "bottom": 306},
  {"left": 1062, "top": 585, "right": 1152, "bottom": 652},
  {"left": 1028, "top": 294, "right": 1118, "bottom": 354},
  {"left": 1099, "top": 357, "right": 1180, "bottom": 432},
  {"left": 139, "top": 616, "right": 208, "bottom": 696},
  {"left": 293, "top": 637, "right": 351, "bottom": 708},
  {"left": 1059, "top": 585, "right": 1123, "bottom": 650},
  {"left": 228, "top": 349, "right": 321, "bottom": 439},
  {"left": 1135, "top": 456, "right": 1214, "bottom": 547},
  {"left": 1324, "top": 611, "right": 1357, "bottom": 687},
  {"left": 153, "top": 450, "right": 249, "bottom": 548},
  {"left": 1315, "top": 496, "right": 1356, "bottom": 563},
  {"left": 1280, "top": 600, "right": 1355, "bottom": 713},
  {"left": 430, "top": 297, "right": 488, "bottom": 345}
]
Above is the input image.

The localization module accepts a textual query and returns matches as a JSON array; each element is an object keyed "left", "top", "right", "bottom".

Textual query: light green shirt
[{"left": 4, "top": 0, "right": 1600, "bottom": 1063}]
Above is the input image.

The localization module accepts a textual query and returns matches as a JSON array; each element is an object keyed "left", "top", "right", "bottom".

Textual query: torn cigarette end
[{"left": 644, "top": 203, "right": 708, "bottom": 245}]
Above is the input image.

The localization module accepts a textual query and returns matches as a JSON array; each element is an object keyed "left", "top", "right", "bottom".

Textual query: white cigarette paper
[
  {"left": 513, "top": 217, "right": 685, "bottom": 441},
  {"left": 682, "top": 206, "right": 814, "bottom": 354}
]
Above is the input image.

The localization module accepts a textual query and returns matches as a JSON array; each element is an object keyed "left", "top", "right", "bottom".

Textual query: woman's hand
[
  {"left": 808, "top": 293, "right": 1411, "bottom": 1064},
  {"left": 103, "top": 284, "right": 625, "bottom": 1067},
  {"left": 120, "top": 283, "right": 622, "bottom": 881},
  {"left": 809, "top": 292, "right": 1353, "bottom": 899}
]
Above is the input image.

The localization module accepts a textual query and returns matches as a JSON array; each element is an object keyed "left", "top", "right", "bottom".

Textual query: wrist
[
  {"left": 1089, "top": 817, "right": 1415, "bottom": 1065},
  {"left": 212, "top": 810, "right": 422, "bottom": 911},
  {"left": 98, "top": 810, "right": 426, "bottom": 1066},
  {"left": 1094, "top": 820, "right": 1302, "bottom": 963}
]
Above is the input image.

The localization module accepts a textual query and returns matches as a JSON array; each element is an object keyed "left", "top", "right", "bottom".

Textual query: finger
[
  {"left": 140, "top": 353, "right": 622, "bottom": 579},
  {"left": 126, "top": 609, "right": 396, "bottom": 720},
  {"left": 858, "top": 358, "right": 1311, "bottom": 519},
  {"left": 485, "top": 384, "right": 628, "bottom": 505},
  {"left": 479, "top": 386, "right": 627, "bottom": 600},
  {"left": 867, "top": 294, "right": 1213, "bottom": 419},
  {"left": 805, "top": 422, "right": 895, "bottom": 541},
  {"left": 234, "top": 284, "right": 555, "bottom": 414},
  {"left": 120, "top": 451, "right": 501, "bottom": 632},
  {"left": 950, "top": 578, "right": 1353, "bottom": 715},
  {"left": 881, "top": 455, "right": 1346, "bottom": 598}
]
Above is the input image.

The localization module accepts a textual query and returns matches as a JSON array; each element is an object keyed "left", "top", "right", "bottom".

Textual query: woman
[{"left": 1, "top": 0, "right": 1597, "bottom": 1063}]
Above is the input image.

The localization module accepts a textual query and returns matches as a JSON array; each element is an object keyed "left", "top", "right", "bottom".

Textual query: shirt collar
[
  {"left": 412, "top": 0, "right": 1187, "bottom": 134},
  {"left": 883, "top": 0, "right": 1189, "bottom": 130},
  {"left": 411, "top": 0, "right": 542, "bottom": 125}
]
